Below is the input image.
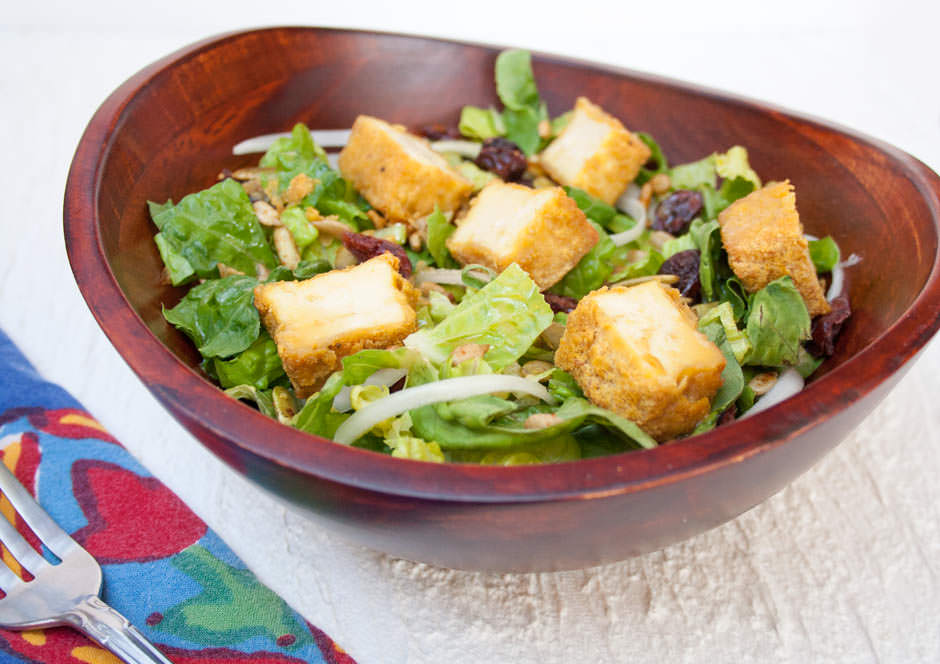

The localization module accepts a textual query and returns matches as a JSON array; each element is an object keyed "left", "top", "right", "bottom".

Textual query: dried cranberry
[
  {"left": 658, "top": 249, "right": 701, "bottom": 302},
  {"left": 417, "top": 124, "right": 461, "bottom": 141},
  {"left": 543, "top": 292, "right": 578, "bottom": 314},
  {"left": 474, "top": 137, "right": 527, "bottom": 182},
  {"left": 652, "top": 190, "right": 704, "bottom": 235},
  {"left": 806, "top": 293, "right": 851, "bottom": 357},
  {"left": 341, "top": 232, "right": 413, "bottom": 278}
]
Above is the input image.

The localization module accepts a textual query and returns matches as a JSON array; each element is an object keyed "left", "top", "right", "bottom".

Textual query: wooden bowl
[{"left": 64, "top": 27, "right": 940, "bottom": 571}]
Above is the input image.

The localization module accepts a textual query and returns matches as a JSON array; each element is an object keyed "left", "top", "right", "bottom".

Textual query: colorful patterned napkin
[{"left": 0, "top": 329, "right": 356, "bottom": 664}]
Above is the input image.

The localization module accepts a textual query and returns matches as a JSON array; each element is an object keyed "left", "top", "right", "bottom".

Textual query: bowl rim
[{"left": 64, "top": 26, "right": 940, "bottom": 503}]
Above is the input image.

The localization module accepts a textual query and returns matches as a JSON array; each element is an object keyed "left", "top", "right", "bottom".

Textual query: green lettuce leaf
[
  {"left": 260, "top": 122, "right": 327, "bottom": 169},
  {"left": 563, "top": 186, "right": 635, "bottom": 233},
  {"left": 493, "top": 50, "right": 545, "bottom": 155},
  {"left": 163, "top": 275, "right": 261, "bottom": 359},
  {"left": 410, "top": 376, "right": 655, "bottom": 452},
  {"left": 404, "top": 264, "right": 553, "bottom": 369},
  {"left": 551, "top": 222, "right": 627, "bottom": 299},
  {"left": 261, "top": 123, "right": 369, "bottom": 228},
  {"left": 670, "top": 154, "right": 716, "bottom": 190},
  {"left": 701, "top": 176, "right": 756, "bottom": 219},
  {"left": 688, "top": 218, "right": 722, "bottom": 300},
  {"left": 495, "top": 50, "right": 540, "bottom": 110},
  {"left": 212, "top": 333, "right": 285, "bottom": 390},
  {"left": 279, "top": 207, "right": 318, "bottom": 253},
  {"left": 149, "top": 179, "right": 277, "bottom": 280},
  {"left": 225, "top": 385, "right": 276, "bottom": 418},
  {"left": 698, "top": 302, "right": 751, "bottom": 362},
  {"left": 715, "top": 146, "right": 761, "bottom": 188},
  {"left": 425, "top": 207, "right": 458, "bottom": 268},
  {"left": 809, "top": 236, "right": 841, "bottom": 272},
  {"left": 635, "top": 132, "right": 668, "bottom": 185},
  {"left": 153, "top": 232, "right": 195, "bottom": 285},
  {"left": 502, "top": 105, "right": 542, "bottom": 156},
  {"left": 695, "top": 321, "right": 745, "bottom": 434},
  {"left": 744, "top": 277, "right": 812, "bottom": 366},
  {"left": 458, "top": 106, "right": 505, "bottom": 140}
]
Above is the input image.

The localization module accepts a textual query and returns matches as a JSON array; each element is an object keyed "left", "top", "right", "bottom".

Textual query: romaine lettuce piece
[
  {"left": 564, "top": 186, "right": 634, "bottom": 233},
  {"left": 551, "top": 222, "right": 628, "bottom": 299},
  {"left": 405, "top": 264, "right": 552, "bottom": 369},
  {"left": 458, "top": 106, "right": 505, "bottom": 140},
  {"left": 425, "top": 207, "right": 458, "bottom": 268},
  {"left": 149, "top": 179, "right": 277, "bottom": 279},
  {"left": 715, "top": 146, "right": 761, "bottom": 188},
  {"left": 261, "top": 123, "right": 370, "bottom": 228},
  {"left": 809, "top": 236, "right": 841, "bottom": 272},
  {"left": 698, "top": 302, "right": 751, "bottom": 363},
  {"left": 163, "top": 275, "right": 261, "bottom": 359},
  {"left": 279, "top": 207, "right": 317, "bottom": 253},
  {"left": 260, "top": 122, "right": 327, "bottom": 169},
  {"left": 744, "top": 277, "right": 812, "bottom": 366},
  {"left": 212, "top": 333, "right": 285, "bottom": 390},
  {"left": 494, "top": 50, "right": 546, "bottom": 155}
]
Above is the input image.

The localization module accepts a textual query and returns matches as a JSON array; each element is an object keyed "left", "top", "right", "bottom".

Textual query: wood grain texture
[{"left": 64, "top": 27, "right": 940, "bottom": 571}]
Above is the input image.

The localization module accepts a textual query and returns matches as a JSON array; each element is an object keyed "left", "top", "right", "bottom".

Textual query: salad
[{"left": 150, "top": 50, "right": 855, "bottom": 465}]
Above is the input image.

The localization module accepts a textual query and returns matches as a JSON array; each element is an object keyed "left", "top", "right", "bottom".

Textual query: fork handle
[{"left": 66, "top": 595, "right": 173, "bottom": 664}]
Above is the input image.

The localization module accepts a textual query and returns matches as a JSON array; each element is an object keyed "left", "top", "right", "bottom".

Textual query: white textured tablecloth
[{"left": 3, "top": 2, "right": 939, "bottom": 661}]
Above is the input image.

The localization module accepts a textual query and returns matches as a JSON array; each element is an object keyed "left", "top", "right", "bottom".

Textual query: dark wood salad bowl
[{"left": 64, "top": 27, "right": 940, "bottom": 571}]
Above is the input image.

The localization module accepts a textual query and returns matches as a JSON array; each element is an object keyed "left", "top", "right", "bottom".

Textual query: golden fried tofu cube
[
  {"left": 555, "top": 282, "right": 726, "bottom": 441},
  {"left": 253, "top": 254, "right": 418, "bottom": 398},
  {"left": 538, "top": 97, "right": 651, "bottom": 205},
  {"left": 337, "top": 115, "right": 473, "bottom": 224},
  {"left": 446, "top": 181, "right": 599, "bottom": 290},
  {"left": 718, "top": 181, "right": 830, "bottom": 316}
]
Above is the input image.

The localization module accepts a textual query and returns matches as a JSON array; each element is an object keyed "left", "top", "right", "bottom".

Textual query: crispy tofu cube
[
  {"left": 718, "top": 181, "right": 830, "bottom": 316},
  {"left": 539, "top": 97, "right": 651, "bottom": 205},
  {"left": 446, "top": 181, "right": 598, "bottom": 290},
  {"left": 338, "top": 115, "right": 473, "bottom": 224},
  {"left": 555, "top": 282, "right": 726, "bottom": 441},
  {"left": 253, "top": 254, "right": 418, "bottom": 398}
]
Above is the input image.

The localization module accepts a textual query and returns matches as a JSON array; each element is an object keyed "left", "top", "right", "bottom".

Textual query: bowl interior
[{"left": 81, "top": 27, "right": 939, "bottom": 495}]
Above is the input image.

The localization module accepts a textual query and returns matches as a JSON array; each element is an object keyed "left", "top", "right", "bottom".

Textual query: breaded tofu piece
[
  {"left": 538, "top": 97, "right": 651, "bottom": 205},
  {"left": 253, "top": 254, "right": 418, "bottom": 398},
  {"left": 555, "top": 282, "right": 726, "bottom": 441},
  {"left": 337, "top": 115, "right": 473, "bottom": 224},
  {"left": 718, "top": 181, "right": 830, "bottom": 316},
  {"left": 446, "top": 181, "right": 598, "bottom": 290}
]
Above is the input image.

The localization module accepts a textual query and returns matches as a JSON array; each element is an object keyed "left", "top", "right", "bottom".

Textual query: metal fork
[{"left": 0, "top": 460, "right": 172, "bottom": 663}]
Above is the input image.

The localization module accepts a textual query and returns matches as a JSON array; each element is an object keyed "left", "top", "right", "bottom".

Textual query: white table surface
[{"left": 3, "top": 1, "right": 940, "bottom": 662}]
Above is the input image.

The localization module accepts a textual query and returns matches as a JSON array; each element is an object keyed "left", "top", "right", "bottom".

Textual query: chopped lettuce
[
  {"left": 148, "top": 179, "right": 277, "bottom": 280},
  {"left": 260, "top": 122, "right": 327, "bottom": 169},
  {"left": 493, "top": 50, "right": 546, "bottom": 155},
  {"left": 261, "top": 123, "right": 370, "bottom": 227},
  {"left": 809, "top": 236, "right": 841, "bottom": 272},
  {"left": 225, "top": 384, "right": 276, "bottom": 418},
  {"left": 551, "top": 222, "right": 629, "bottom": 299},
  {"left": 212, "top": 333, "right": 285, "bottom": 390},
  {"left": 163, "top": 275, "right": 260, "bottom": 359},
  {"left": 698, "top": 302, "right": 751, "bottom": 363},
  {"left": 688, "top": 218, "right": 722, "bottom": 300},
  {"left": 744, "top": 277, "right": 812, "bottom": 366},
  {"left": 458, "top": 106, "right": 505, "bottom": 140},
  {"left": 635, "top": 132, "right": 668, "bottom": 185},
  {"left": 405, "top": 264, "right": 552, "bottom": 369},
  {"left": 425, "top": 207, "right": 458, "bottom": 268},
  {"left": 279, "top": 207, "right": 318, "bottom": 253},
  {"left": 715, "top": 146, "right": 761, "bottom": 189},
  {"left": 697, "top": 320, "right": 745, "bottom": 430},
  {"left": 564, "top": 186, "right": 635, "bottom": 233},
  {"left": 669, "top": 146, "right": 760, "bottom": 219}
]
